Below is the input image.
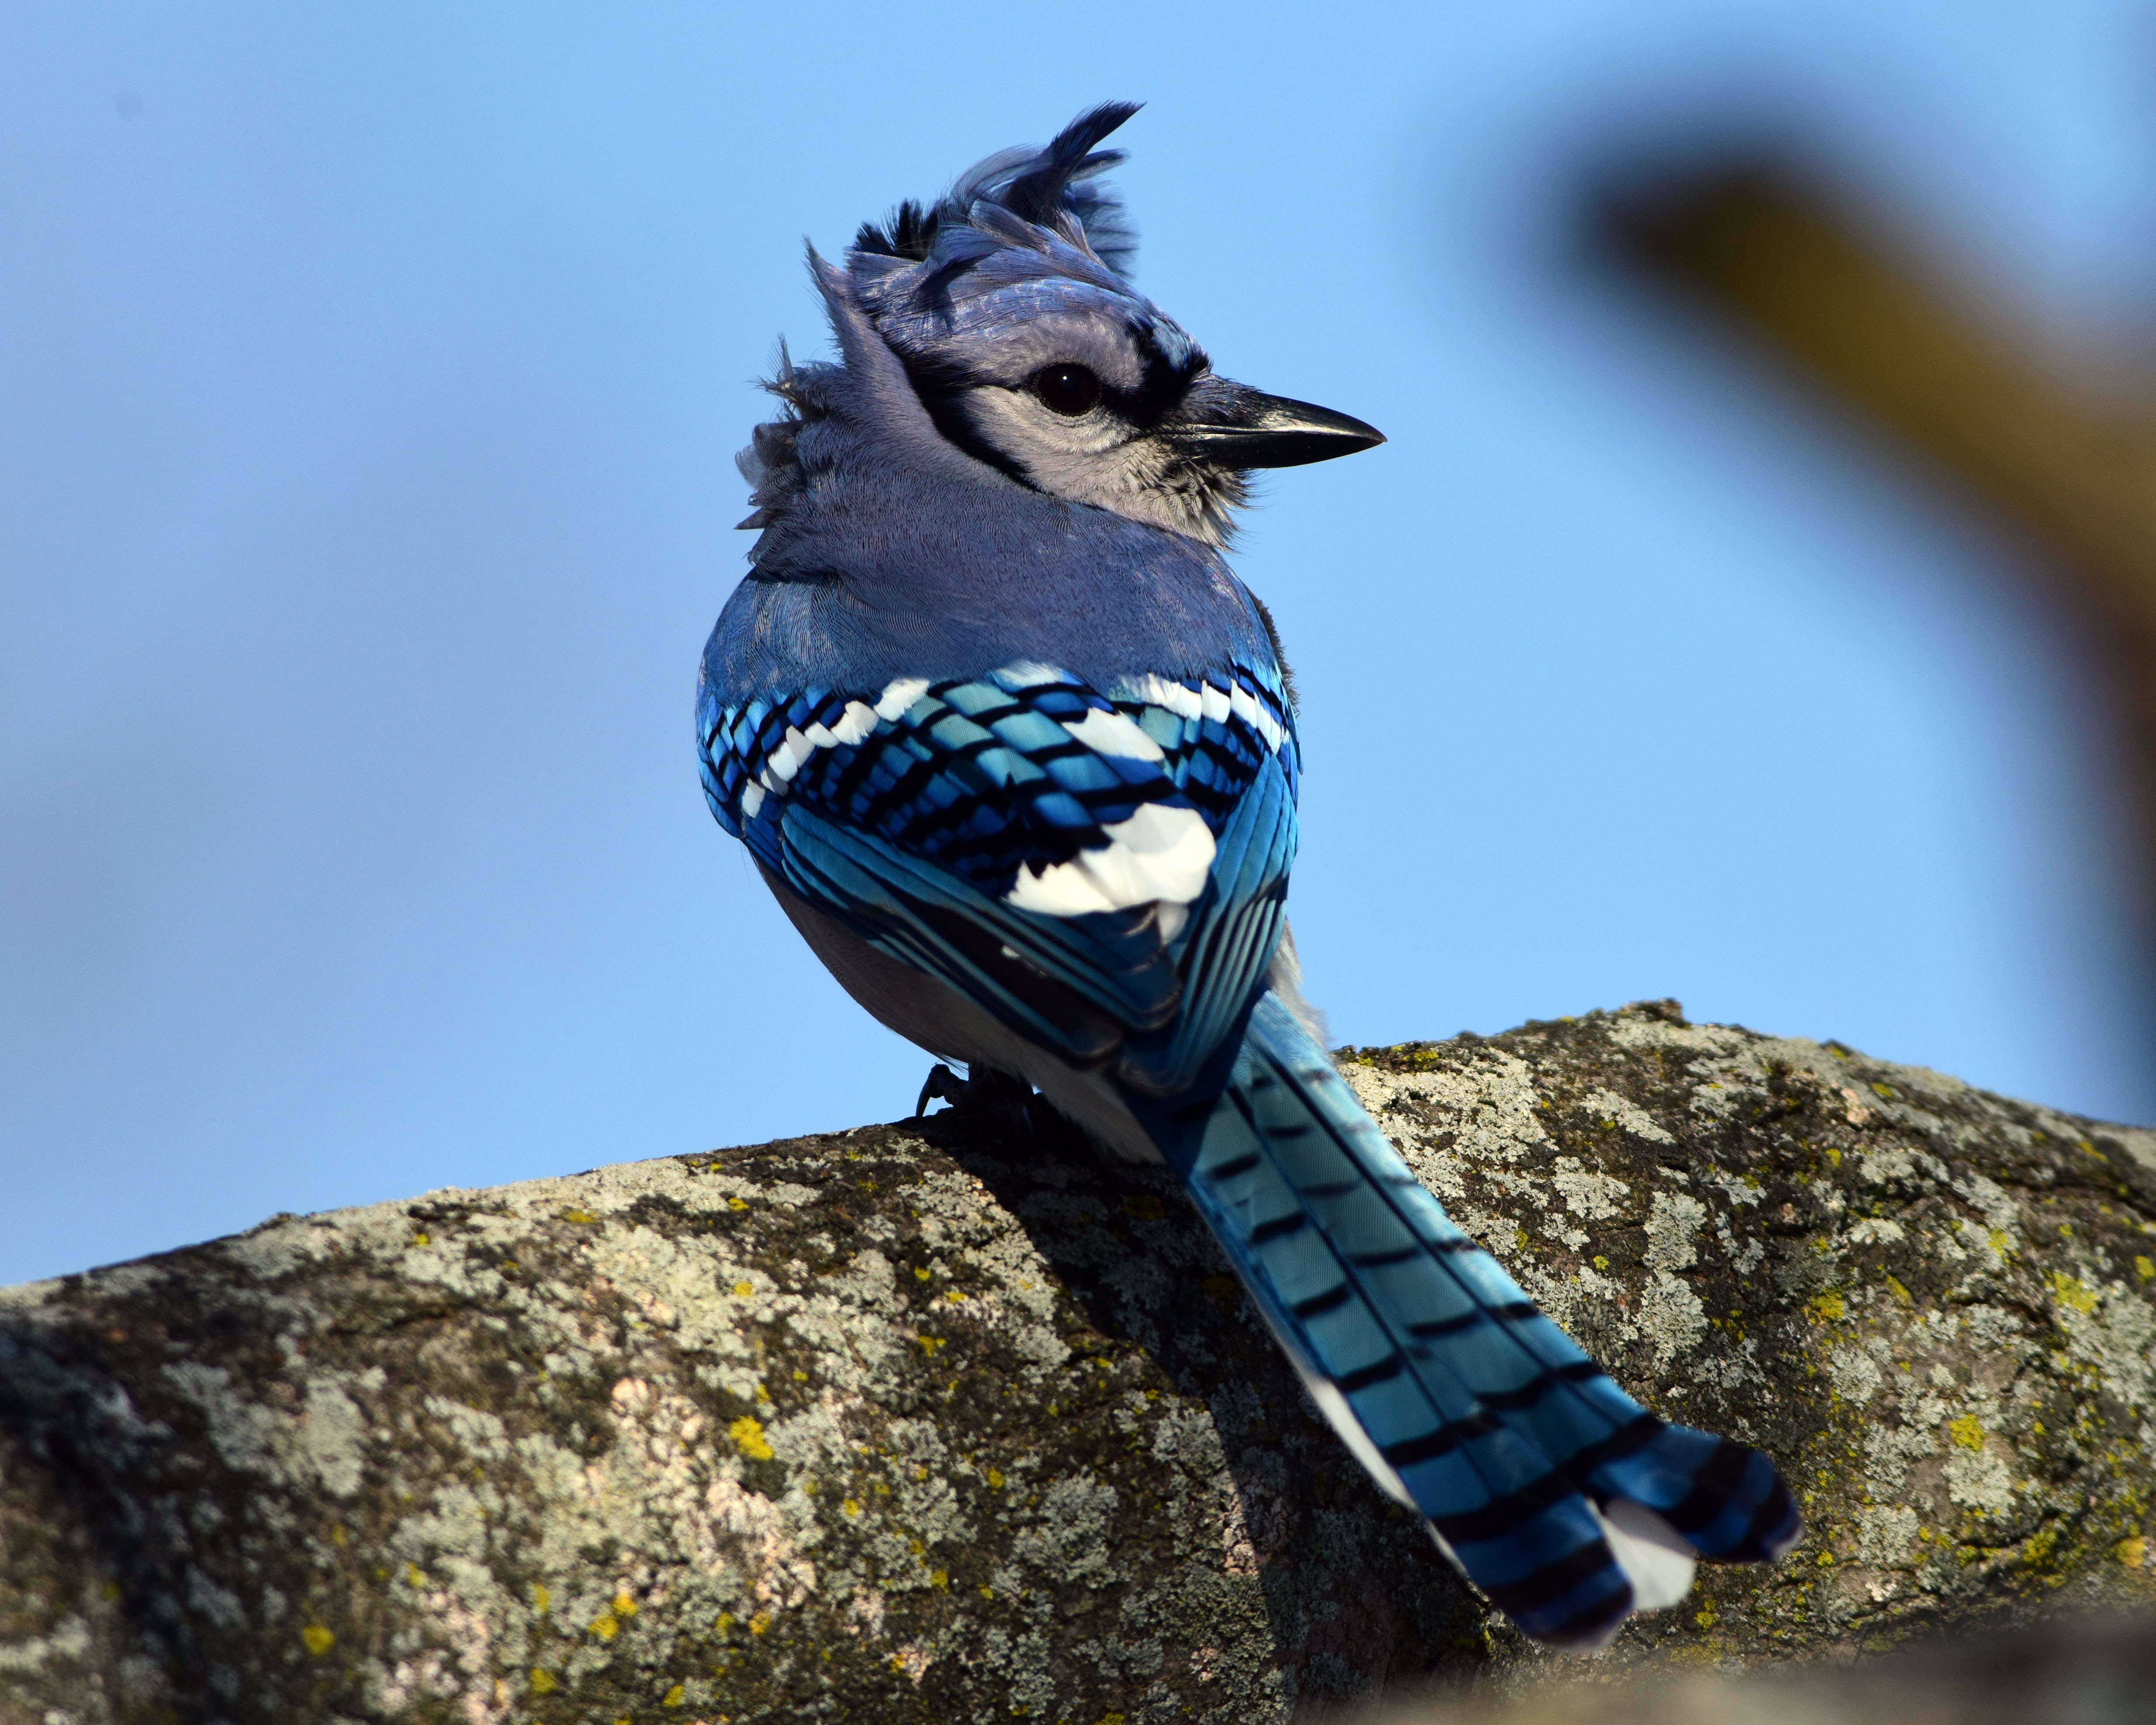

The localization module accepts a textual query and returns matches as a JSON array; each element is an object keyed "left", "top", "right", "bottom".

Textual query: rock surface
[
  {"left": 1372, "top": 1612, "right": 2156, "bottom": 1725},
  {"left": 4, "top": 1001, "right": 2156, "bottom": 1724}
]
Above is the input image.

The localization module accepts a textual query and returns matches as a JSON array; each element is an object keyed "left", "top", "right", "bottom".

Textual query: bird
[{"left": 697, "top": 102, "right": 1798, "bottom": 1649}]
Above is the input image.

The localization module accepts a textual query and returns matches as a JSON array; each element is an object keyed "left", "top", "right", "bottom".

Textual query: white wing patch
[
  {"left": 874, "top": 677, "right": 931, "bottom": 721},
  {"left": 730, "top": 668, "right": 1280, "bottom": 926},
  {"left": 1116, "top": 671, "right": 1285, "bottom": 753},
  {"left": 1060, "top": 705, "right": 1165, "bottom": 761},
  {"left": 1121, "top": 672, "right": 1205, "bottom": 720},
  {"left": 750, "top": 683, "right": 922, "bottom": 810},
  {"left": 1005, "top": 803, "right": 1215, "bottom": 916},
  {"left": 815, "top": 700, "right": 880, "bottom": 748}
]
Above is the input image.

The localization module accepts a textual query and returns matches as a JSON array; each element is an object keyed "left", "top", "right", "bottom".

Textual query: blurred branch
[
  {"left": 1601, "top": 166, "right": 2156, "bottom": 888},
  {"left": 1371, "top": 1613, "right": 2156, "bottom": 1725}
]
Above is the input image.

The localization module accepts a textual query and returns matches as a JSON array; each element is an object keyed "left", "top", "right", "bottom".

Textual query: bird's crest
[
  {"left": 852, "top": 102, "right": 1140, "bottom": 279},
  {"left": 839, "top": 102, "right": 1168, "bottom": 365}
]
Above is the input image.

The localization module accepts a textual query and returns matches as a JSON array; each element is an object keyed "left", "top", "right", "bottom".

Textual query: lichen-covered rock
[
  {"left": 1340, "top": 1001, "right": 2156, "bottom": 1671},
  {"left": 4, "top": 1002, "right": 2155, "bottom": 1724}
]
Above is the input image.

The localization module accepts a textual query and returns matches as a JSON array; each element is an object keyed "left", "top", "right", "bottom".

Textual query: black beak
[{"left": 1166, "top": 383, "right": 1386, "bottom": 469}]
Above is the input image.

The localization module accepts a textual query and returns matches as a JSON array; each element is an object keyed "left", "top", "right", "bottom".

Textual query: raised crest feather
[{"left": 852, "top": 102, "right": 1141, "bottom": 277}]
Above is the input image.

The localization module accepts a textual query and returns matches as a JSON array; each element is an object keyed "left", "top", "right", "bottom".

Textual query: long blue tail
[{"left": 1139, "top": 993, "right": 1799, "bottom": 1648}]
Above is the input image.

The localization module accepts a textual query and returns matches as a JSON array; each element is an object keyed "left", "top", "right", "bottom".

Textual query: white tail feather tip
[{"left": 1593, "top": 1498, "right": 1698, "bottom": 1613}]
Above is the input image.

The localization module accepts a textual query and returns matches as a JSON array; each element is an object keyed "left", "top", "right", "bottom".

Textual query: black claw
[{"left": 915, "top": 1063, "right": 967, "bottom": 1117}]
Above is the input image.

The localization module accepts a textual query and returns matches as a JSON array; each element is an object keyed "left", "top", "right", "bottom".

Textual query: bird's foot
[
  {"left": 915, "top": 1063, "right": 968, "bottom": 1117},
  {"left": 915, "top": 1063, "right": 1037, "bottom": 1127}
]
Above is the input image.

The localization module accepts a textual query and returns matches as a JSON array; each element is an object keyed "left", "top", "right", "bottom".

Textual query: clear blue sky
[{"left": 6, "top": 1, "right": 2155, "bottom": 1286}]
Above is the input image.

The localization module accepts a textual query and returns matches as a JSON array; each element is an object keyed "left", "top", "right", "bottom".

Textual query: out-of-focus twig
[{"left": 1602, "top": 167, "right": 2156, "bottom": 894}]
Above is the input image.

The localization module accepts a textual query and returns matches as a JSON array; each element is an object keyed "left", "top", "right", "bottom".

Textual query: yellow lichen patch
[
  {"left": 843, "top": 1498, "right": 863, "bottom": 1518},
  {"left": 914, "top": 1266, "right": 932, "bottom": 1282},
  {"left": 2050, "top": 1272, "right": 2100, "bottom": 1314},
  {"left": 410, "top": 1231, "right": 431, "bottom": 1247},
  {"left": 2139, "top": 1257, "right": 2156, "bottom": 1282},
  {"left": 729, "top": 1416, "right": 774, "bottom": 1461},
  {"left": 560, "top": 1207, "right": 598, "bottom": 1224},
  {"left": 614, "top": 1591, "right": 637, "bottom": 1617},
  {"left": 590, "top": 1614, "right": 619, "bottom": 1640},
  {"left": 732, "top": 1280, "right": 756, "bottom": 1298},
  {"left": 404, "top": 1563, "right": 427, "bottom": 1589},
  {"left": 749, "top": 1611, "right": 773, "bottom": 1635},
  {"left": 301, "top": 1624, "right": 335, "bottom": 1656},
  {"left": 1826, "top": 1148, "right": 1842, "bottom": 1168},
  {"left": 979, "top": 1583, "right": 995, "bottom": 1599},
  {"left": 1883, "top": 1274, "right": 1912, "bottom": 1304},
  {"left": 946, "top": 1290, "right": 967, "bottom": 1303},
  {"left": 1948, "top": 1416, "right": 1985, "bottom": 1451},
  {"left": 930, "top": 1569, "right": 950, "bottom": 1591},
  {"left": 715, "top": 1611, "right": 735, "bottom": 1634},
  {"left": 1989, "top": 1228, "right": 2014, "bottom": 1258},
  {"left": 2116, "top": 1536, "right": 2148, "bottom": 1568},
  {"left": 1694, "top": 1601, "right": 1717, "bottom": 1630},
  {"left": 530, "top": 1670, "right": 558, "bottom": 1696},
  {"left": 533, "top": 1583, "right": 551, "bottom": 1614},
  {"left": 916, "top": 1335, "right": 947, "bottom": 1355},
  {"left": 662, "top": 1683, "right": 686, "bottom": 1707},
  {"left": 728, "top": 1196, "right": 749, "bottom": 1211},
  {"left": 1811, "top": 1292, "right": 1846, "bottom": 1322},
  {"left": 1593, "top": 1255, "right": 1609, "bottom": 1271},
  {"left": 987, "top": 1468, "right": 1005, "bottom": 1489}
]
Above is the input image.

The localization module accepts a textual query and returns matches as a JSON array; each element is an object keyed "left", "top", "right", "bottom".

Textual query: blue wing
[{"left": 697, "top": 660, "right": 1299, "bottom": 1091}]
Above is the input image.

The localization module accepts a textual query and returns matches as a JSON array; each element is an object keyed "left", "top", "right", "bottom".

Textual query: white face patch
[{"left": 1005, "top": 803, "right": 1215, "bottom": 916}]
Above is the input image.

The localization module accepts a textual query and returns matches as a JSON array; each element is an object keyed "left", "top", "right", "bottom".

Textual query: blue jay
[{"left": 698, "top": 104, "right": 1797, "bottom": 1648}]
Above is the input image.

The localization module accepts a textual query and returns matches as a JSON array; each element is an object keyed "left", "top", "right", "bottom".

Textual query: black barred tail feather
[{"left": 1141, "top": 994, "right": 1800, "bottom": 1648}]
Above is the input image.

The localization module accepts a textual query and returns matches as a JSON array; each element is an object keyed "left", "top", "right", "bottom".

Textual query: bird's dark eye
[{"left": 1033, "top": 364, "right": 1101, "bottom": 416}]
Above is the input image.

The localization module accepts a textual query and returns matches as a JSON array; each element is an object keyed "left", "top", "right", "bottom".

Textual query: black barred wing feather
[{"left": 696, "top": 662, "right": 1299, "bottom": 1077}]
